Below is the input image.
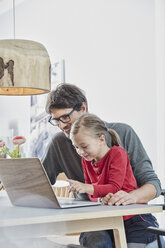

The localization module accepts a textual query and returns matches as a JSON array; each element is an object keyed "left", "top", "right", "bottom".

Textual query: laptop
[{"left": 0, "top": 158, "right": 101, "bottom": 209}]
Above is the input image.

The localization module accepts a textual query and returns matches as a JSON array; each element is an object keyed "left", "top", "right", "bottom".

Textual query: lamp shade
[{"left": 0, "top": 39, "right": 51, "bottom": 95}]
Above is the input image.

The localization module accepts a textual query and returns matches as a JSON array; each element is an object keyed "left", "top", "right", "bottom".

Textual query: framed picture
[{"left": 29, "top": 59, "right": 65, "bottom": 159}]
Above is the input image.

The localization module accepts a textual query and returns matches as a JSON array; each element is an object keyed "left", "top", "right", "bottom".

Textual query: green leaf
[
  {"left": 9, "top": 149, "right": 22, "bottom": 158},
  {"left": 0, "top": 146, "right": 10, "bottom": 156},
  {"left": 0, "top": 145, "right": 22, "bottom": 158}
]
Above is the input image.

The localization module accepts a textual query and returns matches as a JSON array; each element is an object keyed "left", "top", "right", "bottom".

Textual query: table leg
[{"left": 113, "top": 217, "right": 127, "bottom": 248}]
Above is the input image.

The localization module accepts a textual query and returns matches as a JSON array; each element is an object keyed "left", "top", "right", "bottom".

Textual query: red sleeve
[
  {"left": 93, "top": 148, "right": 129, "bottom": 198},
  {"left": 82, "top": 158, "right": 98, "bottom": 202},
  {"left": 81, "top": 158, "right": 91, "bottom": 184}
]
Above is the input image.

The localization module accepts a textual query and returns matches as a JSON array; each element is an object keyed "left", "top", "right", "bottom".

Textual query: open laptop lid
[
  {"left": 0, "top": 158, "right": 101, "bottom": 209},
  {"left": 0, "top": 158, "right": 61, "bottom": 208}
]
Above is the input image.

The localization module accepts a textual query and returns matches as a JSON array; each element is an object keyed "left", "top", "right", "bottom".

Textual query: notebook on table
[{"left": 0, "top": 158, "right": 101, "bottom": 209}]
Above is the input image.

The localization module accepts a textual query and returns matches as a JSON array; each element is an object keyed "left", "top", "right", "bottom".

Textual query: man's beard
[{"left": 63, "top": 125, "right": 71, "bottom": 139}]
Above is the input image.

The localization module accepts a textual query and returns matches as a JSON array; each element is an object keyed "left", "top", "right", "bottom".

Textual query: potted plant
[
  {"left": 0, "top": 136, "right": 26, "bottom": 190},
  {"left": 0, "top": 136, "right": 26, "bottom": 158}
]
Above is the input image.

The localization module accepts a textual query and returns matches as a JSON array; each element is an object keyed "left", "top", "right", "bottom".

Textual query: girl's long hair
[{"left": 71, "top": 113, "right": 121, "bottom": 147}]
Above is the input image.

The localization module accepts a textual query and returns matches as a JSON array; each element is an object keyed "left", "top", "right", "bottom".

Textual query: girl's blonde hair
[{"left": 71, "top": 113, "right": 121, "bottom": 147}]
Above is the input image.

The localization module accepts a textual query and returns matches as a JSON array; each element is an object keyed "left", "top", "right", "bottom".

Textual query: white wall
[
  {"left": 0, "top": 95, "right": 30, "bottom": 153},
  {"left": 0, "top": 0, "right": 164, "bottom": 184},
  {"left": 155, "top": 0, "right": 165, "bottom": 188}
]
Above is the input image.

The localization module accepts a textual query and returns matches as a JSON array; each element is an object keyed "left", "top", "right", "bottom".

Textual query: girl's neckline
[
  {"left": 91, "top": 147, "right": 111, "bottom": 165},
  {"left": 91, "top": 145, "right": 120, "bottom": 165}
]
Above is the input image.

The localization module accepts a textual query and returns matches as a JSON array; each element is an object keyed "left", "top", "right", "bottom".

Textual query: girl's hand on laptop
[{"left": 67, "top": 179, "right": 94, "bottom": 195}]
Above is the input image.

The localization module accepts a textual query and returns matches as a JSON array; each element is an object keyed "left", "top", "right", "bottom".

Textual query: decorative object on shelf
[
  {"left": 0, "top": 136, "right": 26, "bottom": 158},
  {"left": 12, "top": 136, "right": 26, "bottom": 158},
  {"left": 51, "top": 59, "right": 66, "bottom": 86},
  {"left": 0, "top": 0, "right": 51, "bottom": 95}
]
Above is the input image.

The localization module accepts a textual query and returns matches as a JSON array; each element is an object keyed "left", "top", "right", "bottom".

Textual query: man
[{"left": 42, "top": 83, "right": 162, "bottom": 248}]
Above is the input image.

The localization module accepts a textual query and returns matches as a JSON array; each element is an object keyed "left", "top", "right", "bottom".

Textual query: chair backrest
[
  {"left": 161, "top": 189, "right": 165, "bottom": 205},
  {"left": 160, "top": 189, "right": 165, "bottom": 210},
  {"left": 147, "top": 226, "right": 165, "bottom": 248},
  {"left": 52, "top": 180, "right": 74, "bottom": 198}
]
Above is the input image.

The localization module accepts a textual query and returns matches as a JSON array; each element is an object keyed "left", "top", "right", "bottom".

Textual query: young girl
[{"left": 68, "top": 113, "right": 161, "bottom": 247}]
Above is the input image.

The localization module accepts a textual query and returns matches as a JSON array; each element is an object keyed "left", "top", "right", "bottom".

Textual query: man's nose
[{"left": 58, "top": 121, "right": 68, "bottom": 130}]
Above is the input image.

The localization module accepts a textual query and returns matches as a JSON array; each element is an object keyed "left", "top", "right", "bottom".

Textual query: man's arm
[
  {"left": 107, "top": 184, "right": 157, "bottom": 205},
  {"left": 130, "top": 184, "right": 157, "bottom": 203}
]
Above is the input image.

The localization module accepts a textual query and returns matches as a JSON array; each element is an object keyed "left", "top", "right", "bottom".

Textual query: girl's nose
[{"left": 78, "top": 148, "right": 86, "bottom": 157}]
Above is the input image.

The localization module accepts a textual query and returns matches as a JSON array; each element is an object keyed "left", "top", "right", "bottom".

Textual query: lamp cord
[{"left": 13, "top": 0, "right": 15, "bottom": 39}]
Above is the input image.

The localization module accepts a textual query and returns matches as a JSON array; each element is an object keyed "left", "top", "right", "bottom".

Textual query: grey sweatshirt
[{"left": 42, "top": 122, "right": 161, "bottom": 197}]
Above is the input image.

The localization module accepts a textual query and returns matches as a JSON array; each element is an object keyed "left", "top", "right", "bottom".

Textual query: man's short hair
[{"left": 45, "top": 83, "right": 88, "bottom": 114}]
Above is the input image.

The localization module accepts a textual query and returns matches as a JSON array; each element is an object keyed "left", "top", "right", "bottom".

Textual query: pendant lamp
[
  {"left": 0, "top": 1, "right": 51, "bottom": 95},
  {"left": 0, "top": 39, "right": 51, "bottom": 95}
]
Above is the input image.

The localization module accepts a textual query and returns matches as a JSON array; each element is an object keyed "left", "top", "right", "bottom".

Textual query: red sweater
[{"left": 82, "top": 146, "right": 137, "bottom": 220}]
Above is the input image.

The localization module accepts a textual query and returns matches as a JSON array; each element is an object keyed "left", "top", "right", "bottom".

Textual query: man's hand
[
  {"left": 107, "top": 184, "right": 157, "bottom": 205},
  {"left": 67, "top": 179, "right": 94, "bottom": 195},
  {"left": 105, "top": 183, "right": 156, "bottom": 206},
  {"left": 107, "top": 190, "right": 137, "bottom": 206},
  {"left": 102, "top": 193, "right": 114, "bottom": 205}
]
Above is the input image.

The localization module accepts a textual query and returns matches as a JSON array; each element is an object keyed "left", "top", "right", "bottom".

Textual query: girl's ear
[{"left": 99, "top": 134, "right": 106, "bottom": 143}]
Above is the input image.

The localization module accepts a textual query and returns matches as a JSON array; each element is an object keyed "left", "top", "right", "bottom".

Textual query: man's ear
[{"left": 81, "top": 102, "right": 87, "bottom": 112}]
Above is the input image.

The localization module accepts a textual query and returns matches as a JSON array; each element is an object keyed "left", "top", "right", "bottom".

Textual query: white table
[{"left": 0, "top": 192, "right": 163, "bottom": 248}]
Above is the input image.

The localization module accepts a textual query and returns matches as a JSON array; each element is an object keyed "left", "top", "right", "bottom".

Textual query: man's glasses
[{"left": 48, "top": 105, "right": 78, "bottom": 126}]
